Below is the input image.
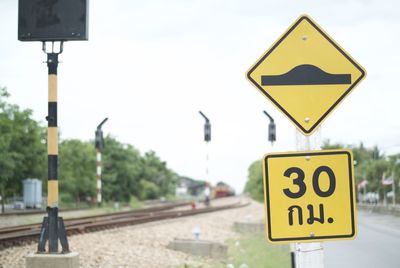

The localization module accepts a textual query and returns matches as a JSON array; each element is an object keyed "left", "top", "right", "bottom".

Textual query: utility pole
[{"left": 95, "top": 118, "right": 108, "bottom": 207}]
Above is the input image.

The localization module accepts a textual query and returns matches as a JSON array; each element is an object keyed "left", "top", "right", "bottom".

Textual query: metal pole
[
  {"left": 95, "top": 118, "right": 108, "bottom": 207},
  {"left": 363, "top": 183, "right": 367, "bottom": 204},
  {"left": 198, "top": 111, "right": 211, "bottom": 180},
  {"left": 96, "top": 148, "right": 102, "bottom": 206},
  {"left": 199, "top": 111, "right": 210, "bottom": 123},
  {"left": 295, "top": 128, "right": 324, "bottom": 268},
  {"left": 37, "top": 41, "right": 69, "bottom": 253},
  {"left": 383, "top": 184, "right": 387, "bottom": 206},
  {"left": 46, "top": 51, "right": 59, "bottom": 253},
  {"left": 97, "top": 118, "right": 108, "bottom": 130},
  {"left": 290, "top": 243, "right": 296, "bottom": 268},
  {"left": 199, "top": 111, "right": 211, "bottom": 204},
  {"left": 205, "top": 141, "right": 210, "bottom": 206},
  {"left": 263, "top": 110, "right": 274, "bottom": 123},
  {"left": 205, "top": 142, "right": 209, "bottom": 182}
]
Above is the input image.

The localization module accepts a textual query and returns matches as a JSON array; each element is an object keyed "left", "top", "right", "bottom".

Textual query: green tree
[
  {"left": 102, "top": 136, "right": 143, "bottom": 202},
  {"left": 244, "top": 159, "right": 263, "bottom": 201},
  {"left": 58, "top": 139, "right": 96, "bottom": 206},
  {"left": 244, "top": 140, "right": 396, "bottom": 203},
  {"left": 322, "top": 140, "right": 392, "bottom": 202},
  {"left": 9, "top": 105, "right": 46, "bottom": 192},
  {"left": 0, "top": 88, "right": 16, "bottom": 212},
  {"left": 388, "top": 154, "right": 400, "bottom": 203},
  {"left": 140, "top": 151, "right": 177, "bottom": 199},
  {"left": 0, "top": 86, "right": 184, "bottom": 209},
  {"left": 0, "top": 87, "right": 46, "bottom": 212},
  {"left": 139, "top": 180, "right": 160, "bottom": 200}
]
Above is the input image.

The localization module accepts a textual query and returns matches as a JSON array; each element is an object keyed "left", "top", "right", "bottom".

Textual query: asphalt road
[{"left": 324, "top": 209, "right": 400, "bottom": 268}]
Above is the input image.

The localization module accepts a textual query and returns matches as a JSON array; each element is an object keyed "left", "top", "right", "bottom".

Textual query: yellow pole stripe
[
  {"left": 47, "top": 180, "right": 58, "bottom": 207},
  {"left": 48, "top": 74, "right": 57, "bottom": 102},
  {"left": 48, "top": 127, "right": 58, "bottom": 155}
]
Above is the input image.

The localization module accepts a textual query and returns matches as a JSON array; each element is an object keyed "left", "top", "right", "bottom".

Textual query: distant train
[{"left": 212, "top": 181, "right": 235, "bottom": 198}]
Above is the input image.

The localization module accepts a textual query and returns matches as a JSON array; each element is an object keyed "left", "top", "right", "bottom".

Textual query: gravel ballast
[{"left": 0, "top": 197, "right": 264, "bottom": 268}]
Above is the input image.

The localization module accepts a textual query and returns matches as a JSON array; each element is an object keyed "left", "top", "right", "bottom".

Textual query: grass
[
  {"left": 129, "top": 196, "right": 143, "bottom": 209},
  {"left": 213, "top": 234, "right": 290, "bottom": 268},
  {"left": 176, "top": 233, "right": 290, "bottom": 268}
]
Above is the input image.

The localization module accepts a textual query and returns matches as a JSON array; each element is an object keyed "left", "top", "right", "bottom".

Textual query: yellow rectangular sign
[{"left": 263, "top": 150, "right": 356, "bottom": 243}]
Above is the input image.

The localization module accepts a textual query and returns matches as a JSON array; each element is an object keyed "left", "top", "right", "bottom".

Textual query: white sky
[{"left": 1, "top": 0, "right": 399, "bottom": 192}]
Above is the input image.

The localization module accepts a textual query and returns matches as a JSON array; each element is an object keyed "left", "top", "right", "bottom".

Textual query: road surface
[{"left": 324, "top": 209, "right": 400, "bottom": 268}]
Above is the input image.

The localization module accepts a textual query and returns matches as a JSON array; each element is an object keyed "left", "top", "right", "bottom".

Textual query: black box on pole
[{"left": 18, "top": 0, "right": 89, "bottom": 41}]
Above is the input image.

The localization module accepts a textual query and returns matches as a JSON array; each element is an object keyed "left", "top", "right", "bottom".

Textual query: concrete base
[
  {"left": 167, "top": 238, "right": 227, "bottom": 258},
  {"left": 234, "top": 222, "right": 265, "bottom": 234},
  {"left": 26, "top": 252, "right": 79, "bottom": 268}
]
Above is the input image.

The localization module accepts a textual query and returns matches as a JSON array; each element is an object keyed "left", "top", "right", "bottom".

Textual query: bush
[
  {"left": 129, "top": 195, "right": 143, "bottom": 209},
  {"left": 244, "top": 160, "right": 264, "bottom": 202},
  {"left": 139, "top": 180, "right": 160, "bottom": 200}
]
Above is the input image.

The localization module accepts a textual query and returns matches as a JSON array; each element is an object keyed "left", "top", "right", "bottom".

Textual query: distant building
[
  {"left": 176, "top": 182, "right": 188, "bottom": 197},
  {"left": 176, "top": 176, "right": 206, "bottom": 197}
]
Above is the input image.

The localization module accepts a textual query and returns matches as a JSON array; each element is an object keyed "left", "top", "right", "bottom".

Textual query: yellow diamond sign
[
  {"left": 247, "top": 15, "right": 366, "bottom": 135},
  {"left": 263, "top": 150, "right": 356, "bottom": 243}
]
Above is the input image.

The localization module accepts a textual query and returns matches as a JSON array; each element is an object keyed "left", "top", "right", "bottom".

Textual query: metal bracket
[
  {"left": 42, "top": 41, "right": 64, "bottom": 55},
  {"left": 37, "top": 207, "right": 70, "bottom": 253}
]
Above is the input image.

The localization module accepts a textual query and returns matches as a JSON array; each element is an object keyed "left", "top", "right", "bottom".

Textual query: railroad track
[
  {"left": 0, "top": 199, "right": 182, "bottom": 217},
  {"left": 0, "top": 207, "right": 91, "bottom": 217},
  {"left": 0, "top": 201, "right": 249, "bottom": 251},
  {"left": 0, "top": 201, "right": 190, "bottom": 235}
]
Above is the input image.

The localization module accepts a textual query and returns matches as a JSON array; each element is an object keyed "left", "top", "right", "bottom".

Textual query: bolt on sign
[
  {"left": 246, "top": 15, "right": 366, "bottom": 135},
  {"left": 263, "top": 150, "right": 356, "bottom": 243}
]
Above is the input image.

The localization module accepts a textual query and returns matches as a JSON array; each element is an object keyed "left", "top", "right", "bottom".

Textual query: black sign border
[
  {"left": 264, "top": 150, "right": 355, "bottom": 242},
  {"left": 247, "top": 16, "right": 366, "bottom": 135}
]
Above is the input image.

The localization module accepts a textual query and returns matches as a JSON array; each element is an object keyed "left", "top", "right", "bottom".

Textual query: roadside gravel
[{"left": 0, "top": 197, "right": 264, "bottom": 268}]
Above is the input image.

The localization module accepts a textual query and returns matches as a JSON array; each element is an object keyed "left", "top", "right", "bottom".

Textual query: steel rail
[
  {"left": 0, "top": 201, "right": 191, "bottom": 235},
  {"left": 0, "top": 201, "right": 249, "bottom": 250}
]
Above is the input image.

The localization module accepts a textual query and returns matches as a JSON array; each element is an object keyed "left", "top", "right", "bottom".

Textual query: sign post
[
  {"left": 246, "top": 14, "right": 366, "bottom": 268},
  {"left": 294, "top": 130, "right": 323, "bottom": 268},
  {"left": 18, "top": 0, "right": 88, "bottom": 254}
]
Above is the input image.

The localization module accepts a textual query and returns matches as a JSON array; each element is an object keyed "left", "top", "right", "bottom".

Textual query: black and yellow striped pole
[
  {"left": 17, "top": 0, "right": 89, "bottom": 255},
  {"left": 38, "top": 42, "right": 69, "bottom": 253}
]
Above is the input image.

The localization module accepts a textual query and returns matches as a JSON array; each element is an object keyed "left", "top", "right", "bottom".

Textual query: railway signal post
[
  {"left": 95, "top": 118, "right": 108, "bottom": 207},
  {"left": 18, "top": 0, "right": 88, "bottom": 262},
  {"left": 263, "top": 110, "right": 276, "bottom": 145},
  {"left": 36, "top": 41, "right": 71, "bottom": 253},
  {"left": 199, "top": 111, "right": 211, "bottom": 143},
  {"left": 199, "top": 111, "right": 211, "bottom": 179},
  {"left": 246, "top": 15, "right": 365, "bottom": 268},
  {"left": 199, "top": 111, "right": 211, "bottom": 203}
]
